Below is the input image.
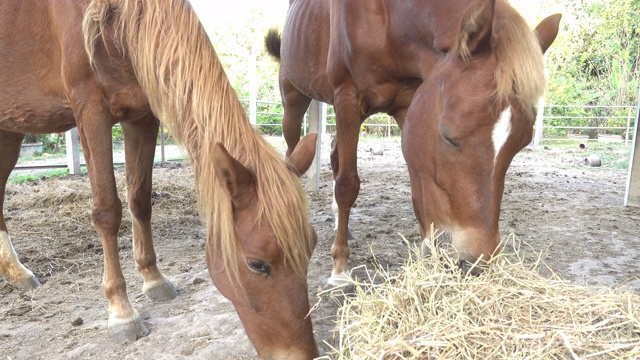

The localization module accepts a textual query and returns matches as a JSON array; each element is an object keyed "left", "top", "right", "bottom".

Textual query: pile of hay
[
  {"left": 5, "top": 164, "right": 201, "bottom": 277},
  {"left": 330, "top": 235, "right": 640, "bottom": 359}
]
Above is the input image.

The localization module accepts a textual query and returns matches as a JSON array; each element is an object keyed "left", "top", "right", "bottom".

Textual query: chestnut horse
[
  {"left": 0, "top": 0, "right": 319, "bottom": 357},
  {"left": 268, "top": 0, "right": 561, "bottom": 284}
]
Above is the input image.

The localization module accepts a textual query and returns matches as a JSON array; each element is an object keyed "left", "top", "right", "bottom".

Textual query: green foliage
[
  {"left": 542, "top": 0, "right": 640, "bottom": 108},
  {"left": 246, "top": 100, "right": 285, "bottom": 136},
  {"left": 112, "top": 126, "right": 124, "bottom": 141},
  {"left": 23, "top": 134, "right": 58, "bottom": 152},
  {"left": 8, "top": 169, "right": 71, "bottom": 184}
]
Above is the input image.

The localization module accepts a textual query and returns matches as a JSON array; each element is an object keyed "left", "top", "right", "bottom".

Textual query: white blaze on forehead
[{"left": 492, "top": 106, "right": 512, "bottom": 165}]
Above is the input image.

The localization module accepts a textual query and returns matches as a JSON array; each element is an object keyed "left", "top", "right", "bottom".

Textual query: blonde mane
[
  {"left": 82, "top": 0, "right": 314, "bottom": 280},
  {"left": 492, "top": 2, "right": 546, "bottom": 115}
]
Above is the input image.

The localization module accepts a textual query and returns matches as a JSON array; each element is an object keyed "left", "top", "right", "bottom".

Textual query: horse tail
[{"left": 265, "top": 28, "right": 281, "bottom": 61}]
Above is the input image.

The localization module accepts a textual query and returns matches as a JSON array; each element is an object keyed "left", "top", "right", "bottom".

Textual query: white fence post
[
  {"left": 625, "top": 107, "right": 632, "bottom": 146},
  {"left": 321, "top": 102, "right": 327, "bottom": 138},
  {"left": 624, "top": 94, "right": 640, "bottom": 207},
  {"left": 305, "top": 100, "right": 323, "bottom": 192},
  {"left": 533, "top": 96, "right": 545, "bottom": 146},
  {"left": 249, "top": 44, "right": 258, "bottom": 126},
  {"left": 160, "top": 123, "right": 166, "bottom": 162},
  {"left": 65, "top": 129, "right": 81, "bottom": 175}
]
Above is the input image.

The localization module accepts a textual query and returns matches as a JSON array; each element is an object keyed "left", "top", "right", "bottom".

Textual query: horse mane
[
  {"left": 492, "top": 2, "right": 546, "bottom": 115},
  {"left": 82, "top": 0, "right": 314, "bottom": 280}
]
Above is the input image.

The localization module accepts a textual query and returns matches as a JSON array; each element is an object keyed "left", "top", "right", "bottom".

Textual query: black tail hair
[{"left": 264, "top": 28, "right": 281, "bottom": 61}]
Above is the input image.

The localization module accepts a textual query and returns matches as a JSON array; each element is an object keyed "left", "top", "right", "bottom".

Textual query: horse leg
[
  {"left": 330, "top": 137, "right": 353, "bottom": 239},
  {"left": 0, "top": 130, "right": 41, "bottom": 289},
  {"left": 280, "top": 74, "right": 312, "bottom": 157},
  {"left": 406, "top": 168, "right": 431, "bottom": 256},
  {"left": 121, "top": 115, "right": 177, "bottom": 301},
  {"left": 75, "top": 102, "right": 148, "bottom": 342},
  {"left": 328, "top": 91, "right": 362, "bottom": 286}
]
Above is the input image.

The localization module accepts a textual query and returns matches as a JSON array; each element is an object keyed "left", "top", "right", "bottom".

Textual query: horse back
[
  {"left": 282, "top": 0, "right": 446, "bottom": 117},
  {"left": 280, "top": 0, "right": 334, "bottom": 104}
]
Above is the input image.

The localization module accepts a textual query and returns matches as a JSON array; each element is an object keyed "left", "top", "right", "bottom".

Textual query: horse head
[
  {"left": 207, "top": 133, "right": 319, "bottom": 358},
  {"left": 402, "top": 0, "right": 561, "bottom": 273}
]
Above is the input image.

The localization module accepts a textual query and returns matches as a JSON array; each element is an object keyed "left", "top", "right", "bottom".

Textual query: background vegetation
[
  {"left": 197, "top": 0, "right": 640, "bottom": 138},
  {"left": 19, "top": 0, "right": 640, "bottom": 144}
]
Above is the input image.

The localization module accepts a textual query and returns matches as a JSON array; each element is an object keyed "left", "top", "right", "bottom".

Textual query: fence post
[
  {"left": 533, "top": 96, "right": 545, "bottom": 146},
  {"left": 249, "top": 45, "right": 257, "bottom": 126},
  {"left": 626, "top": 107, "right": 632, "bottom": 146},
  {"left": 160, "top": 123, "right": 166, "bottom": 162},
  {"left": 624, "top": 91, "right": 640, "bottom": 207},
  {"left": 305, "top": 100, "right": 323, "bottom": 192},
  {"left": 65, "top": 129, "right": 81, "bottom": 175},
  {"left": 321, "top": 102, "right": 327, "bottom": 138}
]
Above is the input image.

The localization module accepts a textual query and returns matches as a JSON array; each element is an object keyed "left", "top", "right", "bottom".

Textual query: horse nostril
[{"left": 458, "top": 260, "right": 485, "bottom": 276}]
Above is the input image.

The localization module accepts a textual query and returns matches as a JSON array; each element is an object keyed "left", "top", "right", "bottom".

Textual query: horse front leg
[
  {"left": 328, "top": 91, "right": 362, "bottom": 286},
  {"left": 121, "top": 115, "right": 176, "bottom": 301},
  {"left": 0, "top": 130, "right": 40, "bottom": 289},
  {"left": 75, "top": 97, "right": 148, "bottom": 342}
]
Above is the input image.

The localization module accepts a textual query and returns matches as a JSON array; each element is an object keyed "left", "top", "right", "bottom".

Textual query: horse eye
[
  {"left": 441, "top": 133, "right": 460, "bottom": 148},
  {"left": 247, "top": 258, "right": 271, "bottom": 275}
]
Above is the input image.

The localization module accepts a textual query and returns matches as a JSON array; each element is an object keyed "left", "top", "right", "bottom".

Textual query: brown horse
[
  {"left": 268, "top": 0, "right": 561, "bottom": 284},
  {"left": 0, "top": 0, "right": 319, "bottom": 357}
]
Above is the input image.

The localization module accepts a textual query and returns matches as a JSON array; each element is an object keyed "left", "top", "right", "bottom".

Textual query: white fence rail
[
  {"left": 533, "top": 104, "right": 636, "bottom": 145},
  {"left": 242, "top": 100, "right": 636, "bottom": 145}
]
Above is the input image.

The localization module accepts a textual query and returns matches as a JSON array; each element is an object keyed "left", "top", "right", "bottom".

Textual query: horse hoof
[
  {"left": 420, "top": 240, "right": 432, "bottom": 258},
  {"left": 143, "top": 276, "right": 177, "bottom": 301},
  {"left": 327, "top": 272, "right": 352, "bottom": 287},
  {"left": 12, "top": 275, "right": 41, "bottom": 289},
  {"left": 109, "top": 316, "right": 150, "bottom": 343}
]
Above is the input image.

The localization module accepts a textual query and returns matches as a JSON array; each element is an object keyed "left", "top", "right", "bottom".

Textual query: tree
[{"left": 542, "top": 0, "right": 639, "bottom": 107}]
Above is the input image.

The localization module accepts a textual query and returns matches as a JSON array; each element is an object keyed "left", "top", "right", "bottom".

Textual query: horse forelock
[
  {"left": 492, "top": 5, "right": 546, "bottom": 117},
  {"left": 82, "top": 0, "right": 314, "bottom": 282}
]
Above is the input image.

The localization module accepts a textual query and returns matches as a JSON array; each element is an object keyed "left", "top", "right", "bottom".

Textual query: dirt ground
[{"left": 1, "top": 137, "right": 639, "bottom": 359}]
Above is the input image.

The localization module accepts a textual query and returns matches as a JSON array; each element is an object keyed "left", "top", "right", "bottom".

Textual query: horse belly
[
  {"left": 281, "top": 0, "right": 334, "bottom": 104},
  {"left": 0, "top": 0, "right": 78, "bottom": 134},
  {"left": 0, "top": 96, "right": 75, "bottom": 134}
]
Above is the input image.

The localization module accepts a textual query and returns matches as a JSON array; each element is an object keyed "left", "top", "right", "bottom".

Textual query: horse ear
[
  {"left": 287, "top": 132, "right": 317, "bottom": 177},
  {"left": 212, "top": 143, "right": 256, "bottom": 208},
  {"left": 534, "top": 14, "right": 562, "bottom": 54},
  {"left": 457, "top": 0, "right": 496, "bottom": 59}
]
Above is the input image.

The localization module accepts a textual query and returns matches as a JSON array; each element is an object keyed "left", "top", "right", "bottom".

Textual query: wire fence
[
  {"left": 13, "top": 101, "right": 638, "bottom": 172},
  {"left": 242, "top": 100, "right": 637, "bottom": 145},
  {"left": 538, "top": 105, "right": 636, "bottom": 145}
]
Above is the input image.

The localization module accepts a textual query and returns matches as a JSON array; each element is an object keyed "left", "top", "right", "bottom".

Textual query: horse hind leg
[
  {"left": 328, "top": 90, "right": 363, "bottom": 286},
  {"left": 330, "top": 138, "right": 353, "bottom": 240},
  {"left": 121, "top": 115, "right": 176, "bottom": 301},
  {"left": 280, "top": 74, "right": 312, "bottom": 157},
  {"left": 0, "top": 130, "right": 41, "bottom": 289}
]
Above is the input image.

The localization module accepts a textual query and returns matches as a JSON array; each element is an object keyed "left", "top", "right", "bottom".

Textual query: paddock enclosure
[{"left": 1, "top": 138, "right": 638, "bottom": 358}]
